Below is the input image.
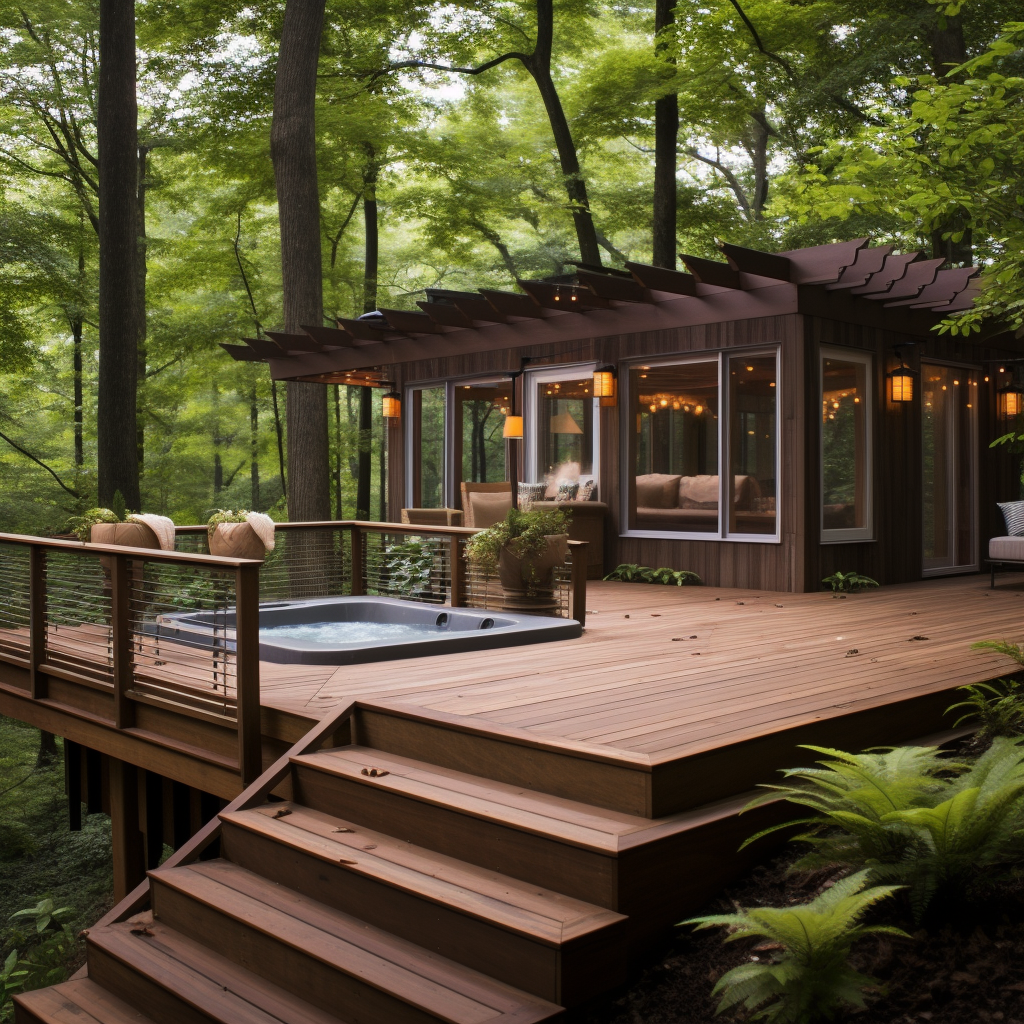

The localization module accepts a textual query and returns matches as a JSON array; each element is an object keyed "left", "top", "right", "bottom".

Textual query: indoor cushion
[
  {"left": 468, "top": 490, "right": 512, "bottom": 528},
  {"left": 635, "top": 473, "right": 682, "bottom": 508},
  {"left": 998, "top": 500, "right": 1024, "bottom": 536},
  {"left": 518, "top": 482, "right": 546, "bottom": 509},
  {"left": 990, "top": 536, "right": 1024, "bottom": 561},
  {"left": 556, "top": 482, "right": 579, "bottom": 502},
  {"left": 677, "top": 474, "right": 719, "bottom": 506}
]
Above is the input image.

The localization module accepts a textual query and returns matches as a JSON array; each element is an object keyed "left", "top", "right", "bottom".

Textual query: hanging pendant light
[
  {"left": 887, "top": 349, "right": 917, "bottom": 403},
  {"left": 381, "top": 389, "right": 402, "bottom": 419},
  {"left": 998, "top": 376, "right": 1024, "bottom": 419},
  {"left": 592, "top": 366, "right": 617, "bottom": 406},
  {"left": 502, "top": 414, "right": 524, "bottom": 439},
  {"left": 550, "top": 411, "right": 583, "bottom": 434}
]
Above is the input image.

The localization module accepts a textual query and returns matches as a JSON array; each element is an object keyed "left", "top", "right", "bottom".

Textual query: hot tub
[{"left": 154, "top": 596, "right": 581, "bottom": 665}]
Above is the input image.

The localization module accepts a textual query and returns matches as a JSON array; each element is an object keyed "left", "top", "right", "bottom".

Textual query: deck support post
[
  {"left": 449, "top": 536, "right": 466, "bottom": 607},
  {"left": 234, "top": 563, "right": 262, "bottom": 785},
  {"left": 111, "top": 554, "right": 134, "bottom": 729},
  {"left": 28, "top": 545, "right": 47, "bottom": 698},
  {"left": 109, "top": 757, "right": 146, "bottom": 902},
  {"left": 350, "top": 525, "right": 364, "bottom": 596},
  {"left": 568, "top": 542, "right": 588, "bottom": 627}
]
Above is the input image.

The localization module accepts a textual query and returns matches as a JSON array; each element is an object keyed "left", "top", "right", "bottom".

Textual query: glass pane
[
  {"left": 631, "top": 362, "right": 719, "bottom": 532},
  {"left": 455, "top": 383, "right": 509, "bottom": 495},
  {"left": 534, "top": 376, "right": 596, "bottom": 493},
  {"left": 412, "top": 387, "right": 445, "bottom": 508},
  {"left": 728, "top": 355, "right": 777, "bottom": 535},
  {"left": 822, "top": 356, "right": 868, "bottom": 532}
]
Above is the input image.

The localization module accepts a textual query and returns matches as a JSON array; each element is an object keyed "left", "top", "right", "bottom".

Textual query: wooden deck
[{"left": 259, "top": 572, "right": 1024, "bottom": 772}]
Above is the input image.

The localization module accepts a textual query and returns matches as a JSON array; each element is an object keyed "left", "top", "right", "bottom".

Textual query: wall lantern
[
  {"left": 502, "top": 414, "right": 524, "bottom": 439},
  {"left": 998, "top": 379, "right": 1024, "bottom": 420},
  {"left": 593, "top": 367, "right": 617, "bottom": 406},
  {"left": 887, "top": 351, "right": 917, "bottom": 404},
  {"left": 381, "top": 389, "right": 401, "bottom": 419}
]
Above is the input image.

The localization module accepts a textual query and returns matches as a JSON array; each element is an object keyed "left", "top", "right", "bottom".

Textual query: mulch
[{"left": 573, "top": 851, "right": 1024, "bottom": 1024}]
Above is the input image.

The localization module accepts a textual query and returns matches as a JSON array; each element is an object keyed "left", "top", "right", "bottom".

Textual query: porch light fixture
[
  {"left": 593, "top": 367, "right": 617, "bottom": 406},
  {"left": 998, "top": 378, "right": 1024, "bottom": 420},
  {"left": 887, "top": 350, "right": 917, "bottom": 403},
  {"left": 502, "top": 414, "right": 524, "bottom": 439},
  {"left": 381, "top": 388, "right": 401, "bottom": 419}
]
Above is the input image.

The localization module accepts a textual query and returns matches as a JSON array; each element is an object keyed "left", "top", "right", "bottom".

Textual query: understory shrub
[
  {"left": 821, "top": 570, "right": 879, "bottom": 595},
  {"left": 744, "top": 739, "right": 1024, "bottom": 919},
  {"left": 685, "top": 870, "right": 906, "bottom": 1023},
  {"left": 0, "top": 901, "right": 77, "bottom": 1020},
  {"left": 604, "top": 563, "right": 701, "bottom": 585},
  {"left": 948, "top": 678, "right": 1024, "bottom": 739}
]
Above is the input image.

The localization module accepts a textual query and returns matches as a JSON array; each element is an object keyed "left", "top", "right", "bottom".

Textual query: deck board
[{"left": 256, "top": 573, "right": 1024, "bottom": 765}]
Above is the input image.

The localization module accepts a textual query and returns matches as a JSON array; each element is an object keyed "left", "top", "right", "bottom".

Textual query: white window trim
[
  {"left": 819, "top": 345, "right": 874, "bottom": 544},
  {"left": 619, "top": 348, "right": 781, "bottom": 544},
  {"left": 523, "top": 361, "right": 600, "bottom": 485}
]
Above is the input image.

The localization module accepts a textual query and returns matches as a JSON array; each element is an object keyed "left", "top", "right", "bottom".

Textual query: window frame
[
  {"left": 523, "top": 361, "right": 600, "bottom": 486},
  {"left": 619, "top": 347, "right": 781, "bottom": 544},
  {"left": 819, "top": 345, "right": 874, "bottom": 544}
]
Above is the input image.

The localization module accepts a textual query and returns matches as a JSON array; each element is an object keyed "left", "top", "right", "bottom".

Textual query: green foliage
[
  {"left": 948, "top": 679, "right": 1024, "bottom": 738},
  {"left": 205, "top": 508, "right": 250, "bottom": 541},
  {"left": 685, "top": 870, "right": 906, "bottom": 1023},
  {"left": 465, "top": 506, "right": 570, "bottom": 575},
  {"left": 822, "top": 571, "right": 879, "bottom": 595},
  {"left": 382, "top": 540, "right": 435, "bottom": 597},
  {"left": 744, "top": 740, "right": 1024, "bottom": 919},
  {"left": 604, "top": 563, "right": 702, "bottom": 586},
  {"left": 9, "top": 900, "right": 72, "bottom": 937},
  {"left": 1, "top": 900, "right": 79, "bottom": 1018},
  {"left": 64, "top": 508, "right": 120, "bottom": 543}
]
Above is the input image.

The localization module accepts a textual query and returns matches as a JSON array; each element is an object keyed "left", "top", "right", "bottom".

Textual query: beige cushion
[
  {"left": 468, "top": 490, "right": 512, "bottom": 528},
  {"left": 209, "top": 522, "right": 266, "bottom": 561},
  {"left": 678, "top": 475, "right": 719, "bottom": 507},
  {"left": 989, "top": 536, "right": 1024, "bottom": 561},
  {"left": 636, "top": 473, "right": 682, "bottom": 509}
]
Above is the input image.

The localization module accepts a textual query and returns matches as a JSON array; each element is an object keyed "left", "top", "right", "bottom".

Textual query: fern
[
  {"left": 685, "top": 871, "right": 906, "bottom": 1023},
  {"left": 604, "top": 563, "right": 702, "bottom": 585},
  {"left": 947, "top": 678, "right": 1024, "bottom": 738},
  {"left": 822, "top": 571, "right": 879, "bottom": 595},
  {"left": 744, "top": 740, "right": 1024, "bottom": 918}
]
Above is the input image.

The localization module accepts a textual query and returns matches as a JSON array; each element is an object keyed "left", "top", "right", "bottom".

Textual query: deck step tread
[
  {"left": 15, "top": 979, "right": 157, "bottom": 1024},
  {"left": 149, "top": 861, "right": 562, "bottom": 1023},
  {"left": 88, "top": 921, "right": 347, "bottom": 1024},
  {"left": 291, "top": 746, "right": 657, "bottom": 851},
  {"left": 220, "top": 803, "right": 624, "bottom": 945}
]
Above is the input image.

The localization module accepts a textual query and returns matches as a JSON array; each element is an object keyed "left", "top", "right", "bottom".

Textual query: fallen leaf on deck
[
  {"left": 130, "top": 926, "right": 154, "bottom": 937},
  {"left": 361, "top": 767, "right": 389, "bottom": 777},
  {"left": 846, "top": 649, "right": 859, "bottom": 657},
  {"left": 332, "top": 827, "right": 354, "bottom": 833},
  {"left": 272, "top": 807, "right": 292, "bottom": 818},
  {"left": 908, "top": 636, "right": 930, "bottom": 641}
]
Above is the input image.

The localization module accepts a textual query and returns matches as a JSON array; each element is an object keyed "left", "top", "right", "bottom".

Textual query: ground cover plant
[
  {"left": 604, "top": 563, "right": 702, "bottom": 586},
  {"left": 821, "top": 571, "right": 879, "bottom": 596},
  {"left": 0, "top": 718, "right": 113, "bottom": 1020}
]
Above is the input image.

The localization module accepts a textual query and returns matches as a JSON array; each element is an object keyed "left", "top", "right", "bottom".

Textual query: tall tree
[
  {"left": 96, "top": 0, "right": 139, "bottom": 509},
  {"left": 652, "top": 0, "right": 678, "bottom": 268},
  {"left": 271, "top": 0, "right": 331, "bottom": 522}
]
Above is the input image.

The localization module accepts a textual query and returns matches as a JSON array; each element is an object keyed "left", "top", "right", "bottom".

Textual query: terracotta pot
[
  {"left": 90, "top": 522, "right": 162, "bottom": 581},
  {"left": 497, "top": 534, "right": 568, "bottom": 613},
  {"left": 209, "top": 521, "right": 267, "bottom": 561}
]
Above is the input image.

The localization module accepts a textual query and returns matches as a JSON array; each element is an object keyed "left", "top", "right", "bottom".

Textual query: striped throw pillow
[{"left": 998, "top": 500, "right": 1024, "bottom": 536}]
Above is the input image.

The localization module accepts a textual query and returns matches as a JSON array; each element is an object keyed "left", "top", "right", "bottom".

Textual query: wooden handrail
[{"left": 0, "top": 532, "right": 262, "bottom": 568}]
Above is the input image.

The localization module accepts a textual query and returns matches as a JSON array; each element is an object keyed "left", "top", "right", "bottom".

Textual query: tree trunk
[
  {"left": 333, "top": 384, "right": 343, "bottom": 518},
  {"left": 96, "top": 0, "right": 140, "bottom": 510},
  {"left": 526, "top": 0, "right": 602, "bottom": 267},
  {"left": 136, "top": 145, "right": 148, "bottom": 474},
  {"left": 250, "top": 383, "right": 260, "bottom": 510},
  {"left": 355, "top": 160, "right": 378, "bottom": 521},
  {"left": 271, "top": 378, "right": 286, "bottom": 497},
  {"left": 357, "top": 387, "right": 372, "bottom": 519},
  {"left": 271, "top": 0, "right": 330, "bottom": 522},
  {"left": 36, "top": 730, "right": 58, "bottom": 767},
  {"left": 72, "top": 223, "right": 85, "bottom": 469},
  {"left": 652, "top": 0, "right": 678, "bottom": 268}
]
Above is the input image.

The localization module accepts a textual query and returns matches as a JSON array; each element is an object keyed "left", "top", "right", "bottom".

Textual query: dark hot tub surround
[{"left": 156, "top": 595, "right": 581, "bottom": 665}]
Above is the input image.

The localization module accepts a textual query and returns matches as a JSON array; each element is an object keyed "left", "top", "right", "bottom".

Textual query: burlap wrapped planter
[
  {"left": 209, "top": 522, "right": 267, "bottom": 561},
  {"left": 496, "top": 534, "right": 568, "bottom": 613}
]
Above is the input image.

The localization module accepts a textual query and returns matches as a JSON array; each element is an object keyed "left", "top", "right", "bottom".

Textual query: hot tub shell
[{"left": 155, "top": 596, "right": 581, "bottom": 665}]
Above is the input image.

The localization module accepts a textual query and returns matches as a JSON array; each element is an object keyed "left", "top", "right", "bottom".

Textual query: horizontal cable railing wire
[
  {"left": 362, "top": 529, "right": 451, "bottom": 604},
  {"left": 0, "top": 541, "right": 30, "bottom": 661},
  {"left": 44, "top": 550, "right": 114, "bottom": 685}
]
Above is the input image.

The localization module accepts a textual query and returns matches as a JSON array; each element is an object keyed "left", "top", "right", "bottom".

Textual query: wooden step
[
  {"left": 353, "top": 703, "right": 653, "bottom": 815},
  {"left": 84, "top": 918, "right": 348, "bottom": 1024},
  {"left": 219, "top": 802, "right": 626, "bottom": 1005},
  {"left": 289, "top": 745, "right": 787, "bottom": 940},
  {"left": 14, "top": 978, "right": 156, "bottom": 1024},
  {"left": 147, "top": 861, "right": 563, "bottom": 1024}
]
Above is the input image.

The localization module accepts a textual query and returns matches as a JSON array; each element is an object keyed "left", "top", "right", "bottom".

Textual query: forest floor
[
  {"left": 0, "top": 717, "right": 113, "bottom": 989},
  {"left": 576, "top": 850, "right": 1024, "bottom": 1024}
]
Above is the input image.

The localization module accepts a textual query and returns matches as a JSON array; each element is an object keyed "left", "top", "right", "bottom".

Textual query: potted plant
[
  {"left": 67, "top": 507, "right": 175, "bottom": 551},
  {"left": 466, "top": 506, "right": 570, "bottom": 611},
  {"left": 207, "top": 510, "right": 276, "bottom": 560}
]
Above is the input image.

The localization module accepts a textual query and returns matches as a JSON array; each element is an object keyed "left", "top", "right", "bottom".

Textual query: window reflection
[
  {"left": 821, "top": 355, "right": 869, "bottom": 534},
  {"left": 728, "top": 355, "right": 777, "bottom": 535},
  {"left": 411, "top": 386, "right": 445, "bottom": 508},
  {"left": 535, "top": 377, "right": 595, "bottom": 495},
  {"left": 455, "top": 383, "right": 511, "bottom": 497}
]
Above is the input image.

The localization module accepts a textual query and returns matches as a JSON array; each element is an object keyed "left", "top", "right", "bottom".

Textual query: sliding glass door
[{"left": 922, "top": 363, "right": 977, "bottom": 574}]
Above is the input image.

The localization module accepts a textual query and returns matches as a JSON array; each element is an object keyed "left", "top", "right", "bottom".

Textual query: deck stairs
[{"left": 15, "top": 703, "right": 774, "bottom": 1024}]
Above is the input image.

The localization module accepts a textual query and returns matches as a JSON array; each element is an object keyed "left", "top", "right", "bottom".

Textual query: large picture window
[
  {"left": 527, "top": 366, "right": 599, "bottom": 496},
  {"left": 408, "top": 385, "right": 446, "bottom": 508},
  {"left": 820, "top": 348, "right": 872, "bottom": 541},
  {"left": 455, "top": 382, "right": 510, "bottom": 493},
  {"left": 626, "top": 350, "right": 778, "bottom": 539}
]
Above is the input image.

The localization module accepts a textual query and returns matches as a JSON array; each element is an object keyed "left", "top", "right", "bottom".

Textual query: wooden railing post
[
  {"left": 449, "top": 535, "right": 466, "bottom": 608},
  {"left": 111, "top": 553, "right": 135, "bottom": 729},
  {"left": 567, "top": 542, "right": 588, "bottom": 627},
  {"left": 234, "top": 562, "right": 262, "bottom": 785},
  {"left": 350, "top": 525, "right": 365, "bottom": 596},
  {"left": 28, "top": 545, "right": 47, "bottom": 699}
]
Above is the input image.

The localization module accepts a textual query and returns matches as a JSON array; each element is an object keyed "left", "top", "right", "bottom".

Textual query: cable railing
[{"left": 0, "top": 521, "right": 586, "bottom": 790}]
